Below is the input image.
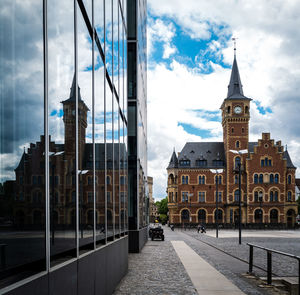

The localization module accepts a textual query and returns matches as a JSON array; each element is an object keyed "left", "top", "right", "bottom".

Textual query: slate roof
[
  {"left": 61, "top": 73, "right": 83, "bottom": 103},
  {"left": 225, "top": 57, "right": 251, "bottom": 101},
  {"left": 175, "top": 142, "right": 225, "bottom": 169},
  {"left": 167, "top": 150, "right": 178, "bottom": 169},
  {"left": 170, "top": 141, "right": 296, "bottom": 170}
]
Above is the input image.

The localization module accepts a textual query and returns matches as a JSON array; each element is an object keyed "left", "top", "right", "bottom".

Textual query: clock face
[{"left": 234, "top": 106, "right": 242, "bottom": 114}]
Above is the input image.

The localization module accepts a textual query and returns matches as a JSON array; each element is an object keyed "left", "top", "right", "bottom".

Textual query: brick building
[{"left": 167, "top": 55, "right": 298, "bottom": 228}]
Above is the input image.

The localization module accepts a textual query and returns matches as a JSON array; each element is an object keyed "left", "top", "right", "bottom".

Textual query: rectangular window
[
  {"left": 215, "top": 192, "right": 222, "bottom": 202},
  {"left": 182, "top": 192, "right": 188, "bottom": 202},
  {"left": 88, "top": 192, "right": 93, "bottom": 203},
  {"left": 198, "top": 192, "right": 205, "bottom": 202},
  {"left": 261, "top": 159, "right": 264, "bottom": 167}
]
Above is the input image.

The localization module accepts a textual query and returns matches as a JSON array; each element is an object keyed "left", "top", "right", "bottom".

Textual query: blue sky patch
[
  {"left": 253, "top": 101, "right": 272, "bottom": 114},
  {"left": 192, "top": 109, "right": 221, "bottom": 122},
  {"left": 178, "top": 122, "right": 211, "bottom": 138},
  {"left": 148, "top": 14, "right": 232, "bottom": 73},
  {"left": 50, "top": 109, "right": 64, "bottom": 117}
]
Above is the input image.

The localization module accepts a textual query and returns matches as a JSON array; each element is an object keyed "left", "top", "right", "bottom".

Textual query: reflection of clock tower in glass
[
  {"left": 61, "top": 74, "right": 89, "bottom": 156},
  {"left": 220, "top": 54, "right": 252, "bottom": 192}
]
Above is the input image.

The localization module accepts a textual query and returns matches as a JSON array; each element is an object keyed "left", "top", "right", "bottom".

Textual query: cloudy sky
[
  {"left": 146, "top": 0, "right": 300, "bottom": 200},
  {"left": 1, "top": 0, "right": 300, "bottom": 202}
]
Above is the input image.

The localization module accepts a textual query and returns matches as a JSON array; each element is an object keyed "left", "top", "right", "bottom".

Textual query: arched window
[
  {"left": 227, "top": 106, "right": 230, "bottom": 113},
  {"left": 214, "top": 209, "right": 223, "bottom": 223},
  {"left": 215, "top": 175, "right": 221, "bottom": 184},
  {"left": 245, "top": 106, "right": 249, "bottom": 113},
  {"left": 270, "top": 209, "right": 278, "bottom": 223},
  {"left": 236, "top": 141, "right": 240, "bottom": 148},
  {"left": 181, "top": 209, "right": 190, "bottom": 222},
  {"left": 265, "top": 157, "right": 268, "bottom": 166},
  {"left": 270, "top": 174, "right": 274, "bottom": 183},
  {"left": 234, "top": 190, "right": 240, "bottom": 202},
  {"left": 254, "top": 191, "right": 258, "bottom": 202},
  {"left": 242, "top": 127, "right": 245, "bottom": 133},
  {"left": 232, "top": 127, "right": 234, "bottom": 133},
  {"left": 198, "top": 175, "right": 205, "bottom": 184},
  {"left": 255, "top": 209, "right": 263, "bottom": 223},
  {"left": 275, "top": 174, "right": 279, "bottom": 184},
  {"left": 254, "top": 174, "right": 258, "bottom": 184},
  {"left": 259, "top": 174, "right": 263, "bottom": 183},
  {"left": 235, "top": 157, "right": 241, "bottom": 169},
  {"left": 182, "top": 175, "right": 188, "bottom": 184},
  {"left": 198, "top": 209, "right": 206, "bottom": 223},
  {"left": 287, "top": 175, "right": 291, "bottom": 184},
  {"left": 287, "top": 191, "right": 292, "bottom": 201},
  {"left": 274, "top": 191, "right": 278, "bottom": 201},
  {"left": 270, "top": 191, "right": 273, "bottom": 202}
]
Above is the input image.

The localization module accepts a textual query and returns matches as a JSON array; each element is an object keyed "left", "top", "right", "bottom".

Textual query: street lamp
[
  {"left": 230, "top": 149, "right": 248, "bottom": 245},
  {"left": 210, "top": 169, "right": 224, "bottom": 238}
]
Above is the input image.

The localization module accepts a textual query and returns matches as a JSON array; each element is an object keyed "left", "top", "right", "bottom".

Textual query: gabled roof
[
  {"left": 226, "top": 57, "right": 251, "bottom": 101},
  {"left": 177, "top": 142, "right": 225, "bottom": 169},
  {"left": 167, "top": 150, "right": 178, "bottom": 169},
  {"left": 248, "top": 142, "right": 295, "bottom": 168}
]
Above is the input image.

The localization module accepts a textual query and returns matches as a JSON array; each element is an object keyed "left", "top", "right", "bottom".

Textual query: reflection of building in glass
[
  {"left": 127, "top": 0, "right": 148, "bottom": 252},
  {"left": 0, "top": 0, "right": 145, "bottom": 293},
  {"left": 13, "top": 77, "right": 126, "bottom": 238},
  {"left": 148, "top": 176, "right": 158, "bottom": 222},
  {"left": 167, "top": 55, "right": 298, "bottom": 228}
]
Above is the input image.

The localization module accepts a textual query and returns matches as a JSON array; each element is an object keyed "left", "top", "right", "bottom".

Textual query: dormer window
[
  {"left": 196, "top": 159, "right": 207, "bottom": 167},
  {"left": 179, "top": 160, "right": 190, "bottom": 166},
  {"left": 212, "top": 160, "right": 223, "bottom": 166}
]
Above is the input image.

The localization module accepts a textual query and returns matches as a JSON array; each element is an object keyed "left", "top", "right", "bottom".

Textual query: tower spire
[{"left": 226, "top": 38, "right": 250, "bottom": 100}]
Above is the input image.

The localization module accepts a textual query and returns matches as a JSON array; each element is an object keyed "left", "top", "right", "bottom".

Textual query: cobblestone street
[{"left": 113, "top": 227, "right": 300, "bottom": 294}]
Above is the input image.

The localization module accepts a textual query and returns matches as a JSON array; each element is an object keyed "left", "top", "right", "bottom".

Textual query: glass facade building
[
  {"left": 0, "top": 0, "right": 142, "bottom": 294},
  {"left": 127, "top": 0, "right": 148, "bottom": 253}
]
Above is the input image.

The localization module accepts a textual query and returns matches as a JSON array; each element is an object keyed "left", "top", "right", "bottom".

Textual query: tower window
[
  {"left": 287, "top": 175, "right": 291, "bottom": 184},
  {"left": 231, "top": 128, "right": 234, "bottom": 134},
  {"left": 254, "top": 174, "right": 258, "bottom": 184},
  {"left": 242, "top": 128, "right": 244, "bottom": 133},
  {"left": 227, "top": 106, "right": 230, "bottom": 113},
  {"left": 245, "top": 106, "right": 249, "bottom": 113},
  {"left": 236, "top": 141, "right": 240, "bottom": 148}
]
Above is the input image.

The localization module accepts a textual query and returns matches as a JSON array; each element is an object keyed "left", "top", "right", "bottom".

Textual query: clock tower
[
  {"left": 220, "top": 54, "right": 252, "bottom": 206},
  {"left": 61, "top": 75, "right": 89, "bottom": 162}
]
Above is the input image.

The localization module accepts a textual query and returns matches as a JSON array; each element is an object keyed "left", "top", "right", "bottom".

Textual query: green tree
[{"left": 156, "top": 197, "right": 168, "bottom": 215}]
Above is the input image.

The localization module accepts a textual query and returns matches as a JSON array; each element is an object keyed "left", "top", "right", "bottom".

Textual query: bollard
[
  {"left": 0, "top": 244, "right": 7, "bottom": 269},
  {"left": 267, "top": 251, "right": 272, "bottom": 285},
  {"left": 249, "top": 245, "right": 253, "bottom": 273}
]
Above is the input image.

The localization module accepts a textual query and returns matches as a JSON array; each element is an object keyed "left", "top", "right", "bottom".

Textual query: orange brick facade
[{"left": 167, "top": 57, "right": 298, "bottom": 228}]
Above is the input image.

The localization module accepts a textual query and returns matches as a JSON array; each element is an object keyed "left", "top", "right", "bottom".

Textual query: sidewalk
[{"left": 113, "top": 226, "right": 280, "bottom": 295}]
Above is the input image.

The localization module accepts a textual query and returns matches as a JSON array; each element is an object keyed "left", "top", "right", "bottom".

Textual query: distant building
[
  {"left": 167, "top": 54, "right": 298, "bottom": 228},
  {"left": 148, "top": 176, "right": 158, "bottom": 222}
]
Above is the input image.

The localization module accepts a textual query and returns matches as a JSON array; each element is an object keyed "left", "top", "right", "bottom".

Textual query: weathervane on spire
[{"left": 232, "top": 37, "right": 238, "bottom": 57}]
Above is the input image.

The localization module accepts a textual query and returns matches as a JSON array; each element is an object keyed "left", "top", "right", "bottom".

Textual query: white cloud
[{"left": 147, "top": 0, "right": 300, "bottom": 200}]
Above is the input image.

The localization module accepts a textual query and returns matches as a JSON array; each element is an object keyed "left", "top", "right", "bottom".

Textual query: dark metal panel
[
  {"left": 49, "top": 262, "right": 77, "bottom": 295},
  {"left": 5, "top": 275, "right": 48, "bottom": 295},
  {"left": 78, "top": 254, "right": 96, "bottom": 295}
]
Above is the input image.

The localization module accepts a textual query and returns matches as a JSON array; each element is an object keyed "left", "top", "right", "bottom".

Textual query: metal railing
[{"left": 247, "top": 243, "right": 300, "bottom": 295}]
